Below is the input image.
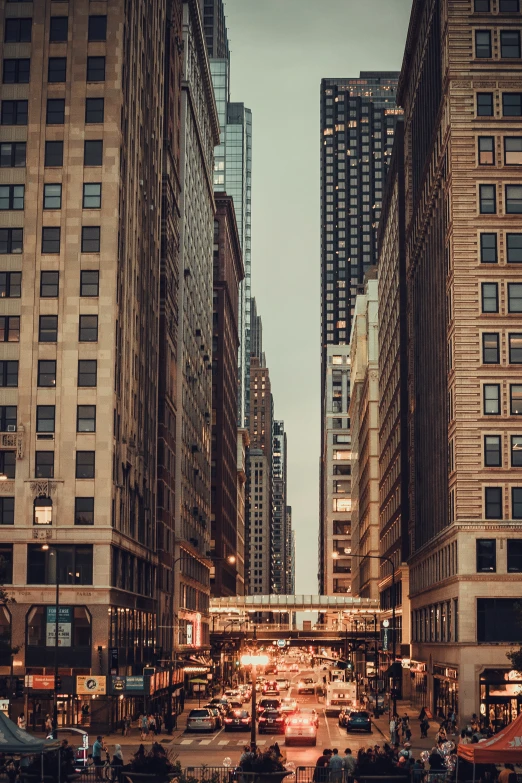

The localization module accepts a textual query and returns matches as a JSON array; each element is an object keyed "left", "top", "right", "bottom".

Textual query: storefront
[
  {"left": 480, "top": 669, "right": 522, "bottom": 731},
  {"left": 433, "top": 664, "right": 459, "bottom": 720},
  {"left": 409, "top": 661, "right": 428, "bottom": 712}
]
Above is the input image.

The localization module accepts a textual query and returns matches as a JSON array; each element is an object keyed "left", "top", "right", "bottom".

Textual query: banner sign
[
  {"left": 109, "top": 648, "right": 119, "bottom": 674},
  {"left": 77, "top": 676, "right": 106, "bottom": 695},
  {"left": 46, "top": 606, "right": 73, "bottom": 647},
  {"left": 111, "top": 675, "right": 146, "bottom": 694},
  {"left": 26, "top": 675, "right": 54, "bottom": 690}
]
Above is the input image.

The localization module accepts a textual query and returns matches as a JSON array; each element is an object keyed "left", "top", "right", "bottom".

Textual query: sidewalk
[{"left": 370, "top": 700, "right": 455, "bottom": 759}]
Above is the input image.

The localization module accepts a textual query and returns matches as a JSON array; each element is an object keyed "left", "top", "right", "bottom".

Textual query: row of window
[
  {"left": 479, "top": 232, "right": 522, "bottom": 262},
  {"left": 0, "top": 271, "right": 99, "bottom": 298},
  {"left": 0, "top": 183, "right": 102, "bottom": 211},
  {"left": 475, "top": 29, "right": 521, "bottom": 58},
  {"left": 0, "top": 315, "right": 99, "bottom": 343},
  {"left": 0, "top": 404, "right": 96, "bottom": 434},
  {"left": 0, "top": 138, "right": 102, "bottom": 170},
  {"left": 476, "top": 537, "right": 522, "bottom": 571},
  {"left": 4, "top": 16, "right": 107, "bottom": 43},
  {"left": 0, "top": 359, "right": 97, "bottom": 388},
  {"left": 485, "top": 485, "right": 522, "bottom": 517},
  {"left": 475, "top": 0, "right": 520, "bottom": 12},
  {"left": 0, "top": 448, "right": 96, "bottom": 485},
  {"left": 0, "top": 226, "right": 101, "bottom": 254},
  {"left": 480, "top": 281, "right": 522, "bottom": 311},
  {"left": 482, "top": 332, "right": 522, "bottom": 363},
  {"left": 483, "top": 383, "right": 522, "bottom": 414},
  {"left": 477, "top": 92, "right": 522, "bottom": 116},
  {"left": 479, "top": 183, "right": 522, "bottom": 213},
  {"left": 478, "top": 136, "right": 522, "bottom": 165},
  {"left": 3, "top": 55, "right": 105, "bottom": 83},
  {"left": 482, "top": 434, "right": 522, "bottom": 466},
  {"left": 2, "top": 99, "right": 105, "bottom": 127}
]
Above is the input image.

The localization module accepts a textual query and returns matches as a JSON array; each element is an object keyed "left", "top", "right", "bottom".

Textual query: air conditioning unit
[{"left": 6, "top": 425, "right": 15, "bottom": 432}]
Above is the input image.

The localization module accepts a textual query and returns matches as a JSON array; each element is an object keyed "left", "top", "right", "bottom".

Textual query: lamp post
[
  {"left": 240, "top": 653, "right": 269, "bottom": 751},
  {"left": 42, "top": 544, "right": 59, "bottom": 738}
]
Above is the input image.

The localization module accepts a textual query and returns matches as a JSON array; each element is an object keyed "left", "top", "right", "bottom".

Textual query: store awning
[
  {"left": 0, "top": 713, "right": 59, "bottom": 754},
  {"left": 458, "top": 712, "right": 522, "bottom": 764}
]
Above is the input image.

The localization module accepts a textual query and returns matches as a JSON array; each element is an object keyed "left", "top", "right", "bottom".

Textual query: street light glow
[{"left": 240, "top": 653, "right": 269, "bottom": 666}]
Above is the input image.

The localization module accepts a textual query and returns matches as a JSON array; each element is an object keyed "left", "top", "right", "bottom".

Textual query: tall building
[
  {"left": 211, "top": 194, "right": 244, "bottom": 596},
  {"left": 319, "top": 72, "right": 400, "bottom": 595},
  {"left": 399, "top": 0, "right": 522, "bottom": 726},
  {"left": 246, "top": 448, "right": 271, "bottom": 594},
  {"left": 249, "top": 356, "right": 272, "bottom": 456},
  {"left": 236, "top": 428, "right": 249, "bottom": 595},
  {"left": 175, "top": 0, "right": 220, "bottom": 651},
  {"left": 204, "top": 0, "right": 253, "bottom": 428},
  {"left": 272, "top": 420, "right": 287, "bottom": 593},
  {"left": 0, "top": 0, "right": 175, "bottom": 730},
  {"left": 376, "top": 119, "right": 410, "bottom": 692},
  {"left": 349, "top": 275, "right": 379, "bottom": 600},
  {"left": 287, "top": 510, "right": 296, "bottom": 594},
  {"left": 250, "top": 296, "right": 264, "bottom": 365}
]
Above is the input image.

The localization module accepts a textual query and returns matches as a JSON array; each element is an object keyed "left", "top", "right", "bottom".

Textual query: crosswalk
[{"left": 178, "top": 738, "right": 268, "bottom": 747}]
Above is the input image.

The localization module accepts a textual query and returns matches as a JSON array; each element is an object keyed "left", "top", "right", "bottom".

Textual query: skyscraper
[
  {"left": 319, "top": 72, "right": 400, "bottom": 595},
  {"left": 272, "top": 420, "right": 287, "bottom": 593}
]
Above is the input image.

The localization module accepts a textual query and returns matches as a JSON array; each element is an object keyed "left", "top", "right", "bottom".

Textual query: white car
[
  {"left": 284, "top": 714, "right": 317, "bottom": 746},
  {"left": 280, "top": 697, "right": 298, "bottom": 715},
  {"left": 276, "top": 677, "right": 290, "bottom": 690}
]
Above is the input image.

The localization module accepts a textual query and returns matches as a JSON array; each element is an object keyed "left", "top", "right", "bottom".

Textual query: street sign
[
  {"left": 109, "top": 647, "right": 119, "bottom": 674},
  {"left": 277, "top": 639, "right": 286, "bottom": 647}
]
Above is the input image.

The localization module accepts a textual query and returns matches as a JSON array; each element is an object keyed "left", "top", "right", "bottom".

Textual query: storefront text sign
[
  {"left": 26, "top": 674, "right": 55, "bottom": 690},
  {"left": 77, "top": 676, "right": 106, "bottom": 695},
  {"left": 46, "top": 606, "right": 72, "bottom": 647}
]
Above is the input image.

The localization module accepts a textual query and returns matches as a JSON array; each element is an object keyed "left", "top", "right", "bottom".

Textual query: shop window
[
  {"left": 477, "top": 538, "right": 496, "bottom": 571},
  {"left": 26, "top": 545, "right": 93, "bottom": 585},
  {"left": 478, "top": 598, "right": 522, "bottom": 641}
]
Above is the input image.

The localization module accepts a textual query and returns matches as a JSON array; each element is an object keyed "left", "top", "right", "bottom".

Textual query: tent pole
[
  {"left": 40, "top": 751, "right": 44, "bottom": 783},
  {"left": 58, "top": 746, "right": 61, "bottom": 783},
  {"left": 472, "top": 760, "right": 475, "bottom": 783}
]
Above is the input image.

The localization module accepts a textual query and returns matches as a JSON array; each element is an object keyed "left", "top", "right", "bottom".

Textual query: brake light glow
[{"left": 224, "top": 718, "right": 232, "bottom": 723}]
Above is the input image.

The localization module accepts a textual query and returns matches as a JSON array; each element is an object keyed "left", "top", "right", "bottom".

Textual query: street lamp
[
  {"left": 240, "top": 653, "right": 269, "bottom": 751},
  {"left": 41, "top": 543, "right": 60, "bottom": 738}
]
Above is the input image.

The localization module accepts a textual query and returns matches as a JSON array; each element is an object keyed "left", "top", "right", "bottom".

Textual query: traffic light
[
  {"left": 346, "top": 661, "right": 354, "bottom": 672},
  {"left": 55, "top": 676, "right": 62, "bottom": 691},
  {"left": 14, "top": 678, "right": 24, "bottom": 698}
]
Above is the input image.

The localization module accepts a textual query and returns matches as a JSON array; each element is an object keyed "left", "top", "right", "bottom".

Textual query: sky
[{"left": 224, "top": 0, "right": 413, "bottom": 594}]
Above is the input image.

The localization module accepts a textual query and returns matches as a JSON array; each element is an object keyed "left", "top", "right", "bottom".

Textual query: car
[
  {"left": 284, "top": 714, "right": 317, "bottom": 746},
  {"left": 280, "top": 697, "right": 298, "bottom": 716},
  {"left": 345, "top": 710, "right": 372, "bottom": 733},
  {"left": 186, "top": 708, "right": 217, "bottom": 732},
  {"left": 297, "top": 677, "right": 316, "bottom": 695},
  {"left": 263, "top": 681, "right": 280, "bottom": 695},
  {"left": 258, "top": 710, "right": 286, "bottom": 734},
  {"left": 224, "top": 689, "right": 241, "bottom": 700},
  {"left": 224, "top": 709, "right": 252, "bottom": 731},
  {"left": 209, "top": 698, "right": 229, "bottom": 715},
  {"left": 276, "top": 677, "right": 290, "bottom": 691},
  {"left": 290, "top": 663, "right": 299, "bottom": 673},
  {"left": 204, "top": 706, "right": 223, "bottom": 728},
  {"left": 257, "top": 698, "right": 281, "bottom": 717},
  {"left": 296, "top": 707, "right": 319, "bottom": 728}
]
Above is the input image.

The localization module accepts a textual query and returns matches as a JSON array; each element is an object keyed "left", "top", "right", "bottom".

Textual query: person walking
[
  {"left": 111, "top": 744, "right": 124, "bottom": 783},
  {"left": 329, "top": 748, "right": 344, "bottom": 783},
  {"left": 92, "top": 735, "right": 106, "bottom": 781},
  {"left": 44, "top": 714, "right": 52, "bottom": 735},
  {"left": 420, "top": 715, "right": 429, "bottom": 738},
  {"left": 389, "top": 716, "right": 397, "bottom": 745},
  {"left": 140, "top": 713, "right": 148, "bottom": 740},
  {"left": 17, "top": 712, "right": 26, "bottom": 730},
  {"left": 343, "top": 748, "right": 356, "bottom": 780}
]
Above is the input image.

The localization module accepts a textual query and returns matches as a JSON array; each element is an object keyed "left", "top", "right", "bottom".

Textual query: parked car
[
  {"left": 284, "top": 715, "right": 317, "bottom": 746},
  {"left": 224, "top": 709, "right": 252, "bottom": 731},
  {"left": 204, "top": 705, "right": 223, "bottom": 728},
  {"left": 345, "top": 710, "right": 372, "bottom": 733},
  {"left": 257, "top": 698, "right": 281, "bottom": 717},
  {"left": 258, "top": 710, "right": 286, "bottom": 734},
  {"left": 186, "top": 708, "right": 217, "bottom": 732}
]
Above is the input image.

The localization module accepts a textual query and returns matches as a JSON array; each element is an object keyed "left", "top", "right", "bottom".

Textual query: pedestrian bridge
[{"left": 210, "top": 594, "right": 379, "bottom": 613}]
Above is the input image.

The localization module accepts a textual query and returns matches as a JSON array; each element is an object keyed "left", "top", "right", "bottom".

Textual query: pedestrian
[
  {"left": 411, "top": 758, "right": 424, "bottom": 783},
  {"left": 111, "top": 744, "right": 124, "bottom": 783},
  {"left": 93, "top": 735, "right": 106, "bottom": 781},
  {"left": 449, "top": 710, "right": 457, "bottom": 735},
  {"left": 156, "top": 713, "right": 162, "bottom": 735},
  {"left": 148, "top": 714, "right": 156, "bottom": 735},
  {"left": 329, "top": 748, "right": 344, "bottom": 783},
  {"left": 17, "top": 712, "right": 26, "bottom": 730},
  {"left": 44, "top": 714, "right": 52, "bottom": 735},
  {"left": 435, "top": 723, "right": 447, "bottom": 744},
  {"left": 389, "top": 716, "right": 397, "bottom": 744},
  {"left": 140, "top": 713, "right": 148, "bottom": 740},
  {"left": 343, "top": 748, "right": 356, "bottom": 779},
  {"left": 420, "top": 716, "right": 429, "bottom": 738},
  {"left": 313, "top": 749, "right": 332, "bottom": 783},
  {"left": 499, "top": 763, "right": 517, "bottom": 783}
]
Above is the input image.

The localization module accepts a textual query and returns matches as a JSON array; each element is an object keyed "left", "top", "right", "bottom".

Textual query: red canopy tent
[{"left": 458, "top": 712, "right": 522, "bottom": 764}]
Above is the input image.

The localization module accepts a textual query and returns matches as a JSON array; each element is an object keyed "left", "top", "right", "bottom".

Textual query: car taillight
[
  {"left": 241, "top": 718, "right": 249, "bottom": 723},
  {"left": 224, "top": 718, "right": 232, "bottom": 723}
]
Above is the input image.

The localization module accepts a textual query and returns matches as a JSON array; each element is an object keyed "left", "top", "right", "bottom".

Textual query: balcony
[{"left": 0, "top": 428, "right": 24, "bottom": 459}]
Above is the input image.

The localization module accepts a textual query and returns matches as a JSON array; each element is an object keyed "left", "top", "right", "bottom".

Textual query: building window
[
  {"left": 484, "top": 435, "right": 502, "bottom": 466},
  {"left": 503, "top": 93, "right": 522, "bottom": 116},
  {"left": 77, "top": 405, "right": 96, "bottom": 433},
  {"left": 48, "top": 57, "right": 66, "bottom": 83},
  {"left": 84, "top": 141, "right": 103, "bottom": 166},
  {"left": 80, "top": 270, "right": 99, "bottom": 297},
  {"left": 511, "top": 435, "right": 522, "bottom": 466},
  {"left": 81, "top": 227, "right": 100, "bottom": 253},
  {"left": 0, "top": 229, "right": 22, "bottom": 254},
  {"left": 478, "top": 136, "right": 494, "bottom": 165},
  {"left": 75, "top": 497, "right": 94, "bottom": 526},
  {"left": 38, "top": 315, "right": 58, "bottom": 343},
  {"left": 46, "top": 98, "right": 65, "bottom": 125},
  {"left": 506, "top": 185, "right": 522, "bottom": 213},
  {"left": 0, "top": 406, "right": 16, "bottom": 431},
  {"left": 44, "top": 141, "right": 63, "bottom": 167},
  {"left": 0, "top": 361, "right": 18, "bottom": 387},
  {"left": 4, "top": 18, "right": 31, "bottom": 43},
  {"left": 43, "top": 184, "right": 62, "bottom": 210},
  {"left": 511, "top": 384, "right": 522, "bottom": 414},
  {"left": 40, "top": 271, "right": 59, "bottom": 298},
  {"left": 76, "top": 451, "right": 95, "bottom": 479},
  {"left": 477, "top": 539, "right": 496, "bottom": 571},
  {"left": 49, "top": 16, "right": 68, "bottom": 42},
  {"left": 475, "top": 30, "right": 492, "bottom": 58},
  {"left": 474, "top": 0, "right": 490, "bottom": 10},
  {"left": 41, "top": 227, "right": 60, "bottom": 254},
  {"left": 33, "top": 496, "right": 52, "bottom": 526},
  {"left": 88, "top": 15, "right": 107, "bottom": 41},
  {"left": 499, "top": 0, "right": 520, "bottom": 9},
  {"left": 505, "top": 137, "right": 522, "bottom": 164},
  {"left": 481, "top": 282, "right": 498, "bottom": 312},
  {"left": 27, "top": 544, "right": 93, "bottom": 585},
  {"left": 0, "top": 272, "right": 21, "bottom": 298},
  {"left": 78, "top": 315, "right": 98, "bottom": 342},
  {"left": 507, "top": 539, "right": 522, "bottom": 572},
  {"left": 82, "top": 183, "right": 101, "bottom": 209},
  {"left": 479, "top": 184, "right": 496, "bottom": 213},
  {"left": 485, "top": 487, "right": 502, "bottom": 519},
  {"left": 480, "top": 233, "right": 497, "bottom": 262},
  {"left": 478, "top": 598, "right": 521, "bottom": 642},
  {"left": 509, "top": 333, "right": 522, "bottom": 363},
  {"left": 3, "top": 58, "right": 30, "bottom": 84},
  {"left": 0, "top": 499, "right": 14, "bottom": 526},
  {"left": 0, "top": 185, "right": 24, "bottom": 211},
  {"left": 36, "top": 405, "right": 55, "bottom": 433},
  {"left": 482, "top": 332, "right": 500, "bottom": 363},
  {"left": 1, "top": 100, "right": 28, "bottom": 126},
  {"left": 0, "top": 142, "right": 26, "bottom": 168},
  {"left": 507, "top": 233, "right": 522, "bottom": 263},
  {"left": 86, "top": 56, "right": 105, "bottom": 82},
  {"left": 85, "top": 98, "right": 104, "bottom": 124},
  {"left": 37, "top": 360, "right": 56, "bottom": 388},
  {"left": 508, "top": 283, "right": 522, "bottom": 312},
  {"left": 513, "top": 487, "right": 522, "bottom": 518},
  {"left": 0, "top": 317, "right": 19, "bottom": 343},
  {"left": 477, "top": 92, "right": 494, "bottom": 116},
  {"left": 500, "top": 30, "right": 521, "bottom": 57},
  {"left": 483, "top": 383, "right": 501, "bottom": 414},
  {"left": 78, "top": 360, "right": 97, "bottom": 387},
  {"left": 0, "top": 452, "right": 15, "bottom": 480},
  {"left": 35, "top": 451, "right": 54, "bottom": 479}
]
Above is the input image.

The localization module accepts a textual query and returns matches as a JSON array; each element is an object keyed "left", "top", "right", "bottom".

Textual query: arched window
[{"left": 34, "top": 496, "right": 52, "bottom": 526}]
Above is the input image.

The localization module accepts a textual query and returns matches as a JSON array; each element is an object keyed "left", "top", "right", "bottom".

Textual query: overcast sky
[{"left": 224, "top": 0, "right": 413, "bottom": 594}]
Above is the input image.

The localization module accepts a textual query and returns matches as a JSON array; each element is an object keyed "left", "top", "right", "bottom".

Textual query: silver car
[{"left": 186, "top": 708, "right": 216, "bottom": 732}]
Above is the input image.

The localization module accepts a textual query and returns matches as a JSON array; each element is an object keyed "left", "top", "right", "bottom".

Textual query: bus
[{"left": 325, "top": 680, "right": 357, "bottom": 716}]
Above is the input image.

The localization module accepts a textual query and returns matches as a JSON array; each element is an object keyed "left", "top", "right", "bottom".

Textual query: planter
[
  {"left": 251, "top": 771, "right": 293, "bottom": 783},
  {"left": 123, "top": 773, "right": 178, "bottom": 783}
]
